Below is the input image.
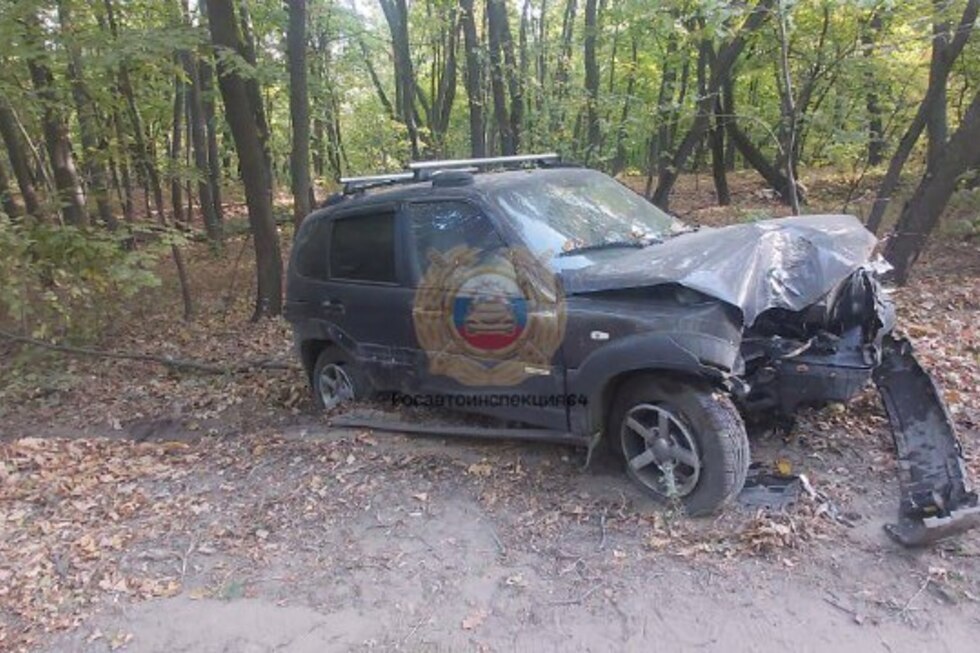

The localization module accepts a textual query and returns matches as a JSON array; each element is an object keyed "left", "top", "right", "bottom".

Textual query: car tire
[
  {"left": 312, "top": 346, "right": 371, "bottom": 410},
  {"left": 609, "top": 375, "right": 749, "bottom": 516}
]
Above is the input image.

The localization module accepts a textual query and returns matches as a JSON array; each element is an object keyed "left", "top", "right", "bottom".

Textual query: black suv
[{"left": 286, "top": 154, "right": 977, "bottom": 545}]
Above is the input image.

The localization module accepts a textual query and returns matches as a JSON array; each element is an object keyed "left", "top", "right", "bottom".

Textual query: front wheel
[{"left": 609, "top": 376, "right": 749, "bottom": 516}]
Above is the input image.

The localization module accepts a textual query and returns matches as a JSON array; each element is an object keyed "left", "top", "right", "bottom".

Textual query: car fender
[{"left": 565, "top": 331, "right": 739, "bottom": 434}]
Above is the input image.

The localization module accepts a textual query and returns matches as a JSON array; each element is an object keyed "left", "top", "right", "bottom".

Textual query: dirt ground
[{"left": 2, "top": 172, "right": 979, "bottom": 652}]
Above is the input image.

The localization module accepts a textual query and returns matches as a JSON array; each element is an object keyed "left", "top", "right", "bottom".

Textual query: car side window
[
  {"left": 407, "top": 201, "right": 504, "bottom": 282},
  {"left": 329, "top": 212, "right": 397, "bottom": 283},
  {"left": 294, "top": 216, "right": 332, "bottom": 280}
]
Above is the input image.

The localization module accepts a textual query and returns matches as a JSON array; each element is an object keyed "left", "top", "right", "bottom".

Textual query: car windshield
[{"left": 489, "top": 168, "right": 683, "bottom": 257}]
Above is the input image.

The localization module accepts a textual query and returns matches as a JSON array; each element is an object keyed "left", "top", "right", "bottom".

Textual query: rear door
[
  {"left": 405, "top": 199, "right": 569, "bottom": 430},
  {"left": 315, "top": 205, "right": 419, "bottom": 391}
]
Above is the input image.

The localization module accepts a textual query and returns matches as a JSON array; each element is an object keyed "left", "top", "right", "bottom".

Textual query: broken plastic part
[{"left": 873, "top": 336, "right": 980, "bottom": 547}]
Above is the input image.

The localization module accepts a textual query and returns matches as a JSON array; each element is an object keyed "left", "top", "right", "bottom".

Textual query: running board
[
  {"left": 330, "top": 411, "right": 589, "bottom": 446},
  {"left": 873, "top": 336, "right": 980, "bottom": 546}
]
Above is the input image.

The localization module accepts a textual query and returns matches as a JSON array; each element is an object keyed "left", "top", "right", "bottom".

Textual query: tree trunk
[
  {"left": 652, "top": 0, "right": 775, "bottom": 209},
  {"left": 287, "top": 0, "right": 311, "bottom": 227},
  {"left": 57, "top": 0, "right": 117, "bottom": 229},
  {"left": 611, "top": 37, "right": 638, "bottom": 175},
  {"left": 170, "top": 63, "right": 186, "bottom": 226},
  {"left": 863, "top": 9, "right": 885, "bottom": 166},
  {"left": 775, "top": 1, "right": 801, "bottom": 214},
  {"left": 645, "top": 32, "right": 678, "bottom": 197},
  {"left": 926, "top": 0, "right": 949, "bottom": 174},
  {"left": 885, "top": 91, "right": 980, "bottom": 283},
  {"left": 205, "top": 0, "right": 282, "bottom": 320},
  {"left": 487, "top": 0, "right": 514, "bottom": 154},
  {"left": 182, "top": 51, "right": 222, "bottom": 245},
  {"left": 199, "top": 59, "right": 225, "bottom": 224},
  {"left": 866, "top": 0, "right": 978, "bottom": 233},
  {"left": 460, "top": 0, "right": 485, "bottom": 157},
  {"left": 379, "top": 0, "right": 421, "bottom": 158},
  {"left": 24, "top": 13, "right": 87, "bottom": 226},
  {"left": 0, "top": 97, "right": 43, "bottom": 218},
  {"left": 582, "top": 0, "right": 600, "bottom": 162}
]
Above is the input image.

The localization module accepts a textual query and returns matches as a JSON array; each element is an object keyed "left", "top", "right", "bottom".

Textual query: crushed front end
[{"left": 739, "top": 266, "right": 979, "bottom": 546}]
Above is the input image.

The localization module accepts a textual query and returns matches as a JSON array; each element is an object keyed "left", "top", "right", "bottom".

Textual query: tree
[
  {"left": 205, "top": 0, "right": 282, "bottom": 320},
  {"left": 23, "top": 11, "right": 87, "bottom": 226},
  {"left": 459, "top": 0, "right": 485, "bottom": 157},
  {"left": 885, "top": 91, "right": 980, "bottom": 283},
  {"left": 0, "top": 96, "right": 43, "bottom": 218},
  {"left": 652, "top": 0, "right": 776, "bottom": 210},
  {"left": 866, "top": 0, "right": 979, "bottom": 234},
  {"left": 287, "top": 0, "right": 311, "bottom": 227}
]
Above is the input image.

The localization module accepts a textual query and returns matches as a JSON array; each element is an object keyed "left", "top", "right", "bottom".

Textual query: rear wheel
[
  {"left": 312, "top": 347, "right": 370, "bottom": 410},
  {"left": 609, "top": 376, "right": 749, "bottom": 516}
]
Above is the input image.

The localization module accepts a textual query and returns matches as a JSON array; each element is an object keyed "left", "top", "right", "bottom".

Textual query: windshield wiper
[{"left": 559, "top": 240, "right": 645, "bottom": 257}]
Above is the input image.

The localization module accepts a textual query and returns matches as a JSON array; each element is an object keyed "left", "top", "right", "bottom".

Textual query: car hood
[{"left": 560, "top": 214, "right": 877, "bottom": 325}]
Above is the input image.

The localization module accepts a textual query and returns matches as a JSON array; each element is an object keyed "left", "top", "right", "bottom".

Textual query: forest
[{"left": 0, "top": 0, "right": 979, "bottom": 331}]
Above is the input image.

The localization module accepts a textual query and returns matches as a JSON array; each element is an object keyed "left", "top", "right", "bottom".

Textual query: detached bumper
[{"left": 873, "top": 336, "right": 980, "bottom": 546}]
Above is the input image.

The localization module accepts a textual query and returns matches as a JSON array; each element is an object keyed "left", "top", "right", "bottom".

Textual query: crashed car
[{"left": 285, "top": 153, "right": 978, "bottom": 546}]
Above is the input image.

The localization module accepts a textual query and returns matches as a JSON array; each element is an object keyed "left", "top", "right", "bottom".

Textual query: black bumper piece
[{"left": 874, "top": 336, "right": 980, "bottom": 546}]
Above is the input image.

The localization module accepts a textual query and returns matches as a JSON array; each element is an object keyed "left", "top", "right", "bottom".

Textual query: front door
[{"left": 404, "top": 199, "right": 569, "bottom": 431}]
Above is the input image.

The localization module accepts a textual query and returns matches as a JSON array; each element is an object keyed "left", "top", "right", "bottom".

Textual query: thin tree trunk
[
  {"left": 487, "top": 0, "right": 514, "bottom": 154},
  {"left": 460, "top": 0, "right": 485, "bottom": 157},
  {"left": 379, "top": 0, "right": 421, "bottom": 158},
  {"left": 582, "top": 0, "right": 600, "bottom": 163},
  {"left": 885, "top": 91, "right": 980, "bottom": 283},
  {"left": 775, "top": 1, "right": 801, "bottom": 214},
  {"left": 24, "top": 13, "right": 87, "bottom": 226},
  {"left": 866, "top": 0, "right": 978, "bottom": 233},
  {"left": 170, "top": 62, "right": 186, "bottom": 226},
  {"left": 58, "top": 0, "right": 117, "bottom": 229},
  {"left": 926, "top": 0, "right": 949, "bottom": 174},
  {"left": 200, "top": 59, "right": 225, "bottom": 224},
  {"left": 288, "top": 0, "right": 311, "bottom": 227},
  {"left": 863, "top": 9, "right": 885, "bottom": 166},
  {"left": 205, "top": 0, "right": 282, "bottom": 320},
  {"left": 182, "top": 50, "right": 221, "bottom": 244},
  {"left": 0, "top": 96, "right": 43, "bottom": 218},
  {"left": 611, "top": 37, "right": 638, "bottom": 176}
]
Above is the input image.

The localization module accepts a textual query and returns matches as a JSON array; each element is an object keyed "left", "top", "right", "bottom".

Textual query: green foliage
[{"left": 0, "top": 216, "right": 165, "bottom": 338}]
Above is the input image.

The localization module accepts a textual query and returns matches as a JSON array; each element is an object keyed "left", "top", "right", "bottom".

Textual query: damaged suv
[{"left": 286, "top": 153, "right": 978, "bottom": 546}]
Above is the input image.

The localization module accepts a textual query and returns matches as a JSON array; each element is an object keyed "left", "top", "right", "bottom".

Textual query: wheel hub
[{"left": 620, "top": 403, "right": 701, "bottom": 498}]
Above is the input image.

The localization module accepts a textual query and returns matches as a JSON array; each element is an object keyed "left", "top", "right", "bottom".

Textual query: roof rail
[
  {"left": 409, "top": 152, "right": 559, "bottom": 175},
  {"left": 339, "top": 172, "right": 415, "bottom": 194},
  {"left": 338, "top": 152, "right": 561, "bottom": 195}
]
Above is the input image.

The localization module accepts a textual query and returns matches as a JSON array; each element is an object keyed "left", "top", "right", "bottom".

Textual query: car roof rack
[
  {"left": 339, "top": 152, "right": 561, "bottom": 195},
  {"left": 409, "top": 152, "right": 560, "bottom": 177}
]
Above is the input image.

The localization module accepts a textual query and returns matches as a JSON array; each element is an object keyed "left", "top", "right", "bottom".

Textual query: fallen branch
[{"left": 0, "top": 329, "right": 299, "bottom": 375}]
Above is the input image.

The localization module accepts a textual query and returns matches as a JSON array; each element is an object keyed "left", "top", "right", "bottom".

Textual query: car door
[
  {"left": 405, "top": 199, "right": 570, "bottom": 431},
  {"left": 315, "top": 204, "right": 419, "bottom": 392}
]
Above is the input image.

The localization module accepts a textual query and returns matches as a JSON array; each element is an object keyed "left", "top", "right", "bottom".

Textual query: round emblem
[
  {"left": 451, "top": 271, "right": 528, "bottom": 353},
  {"left": 413, "top": 246, "right": 566, "bottom": 386}
]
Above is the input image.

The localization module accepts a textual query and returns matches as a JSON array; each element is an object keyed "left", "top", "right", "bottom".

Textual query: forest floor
[{"left": 1, "top": 171, "right": 979, "bottom": 652}]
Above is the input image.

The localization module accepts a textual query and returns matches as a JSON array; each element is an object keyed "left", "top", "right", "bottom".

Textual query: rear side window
[
  {"left": 329, "top": 212, "right": 397, "bottom": 282},
  {"left": 294, "top": 217, "right": 331, "bottom": 279}
]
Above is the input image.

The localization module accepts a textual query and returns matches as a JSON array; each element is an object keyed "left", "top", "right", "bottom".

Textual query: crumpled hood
[{"left": 560, "top": 214, "right": 877, "bottom": 325}]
